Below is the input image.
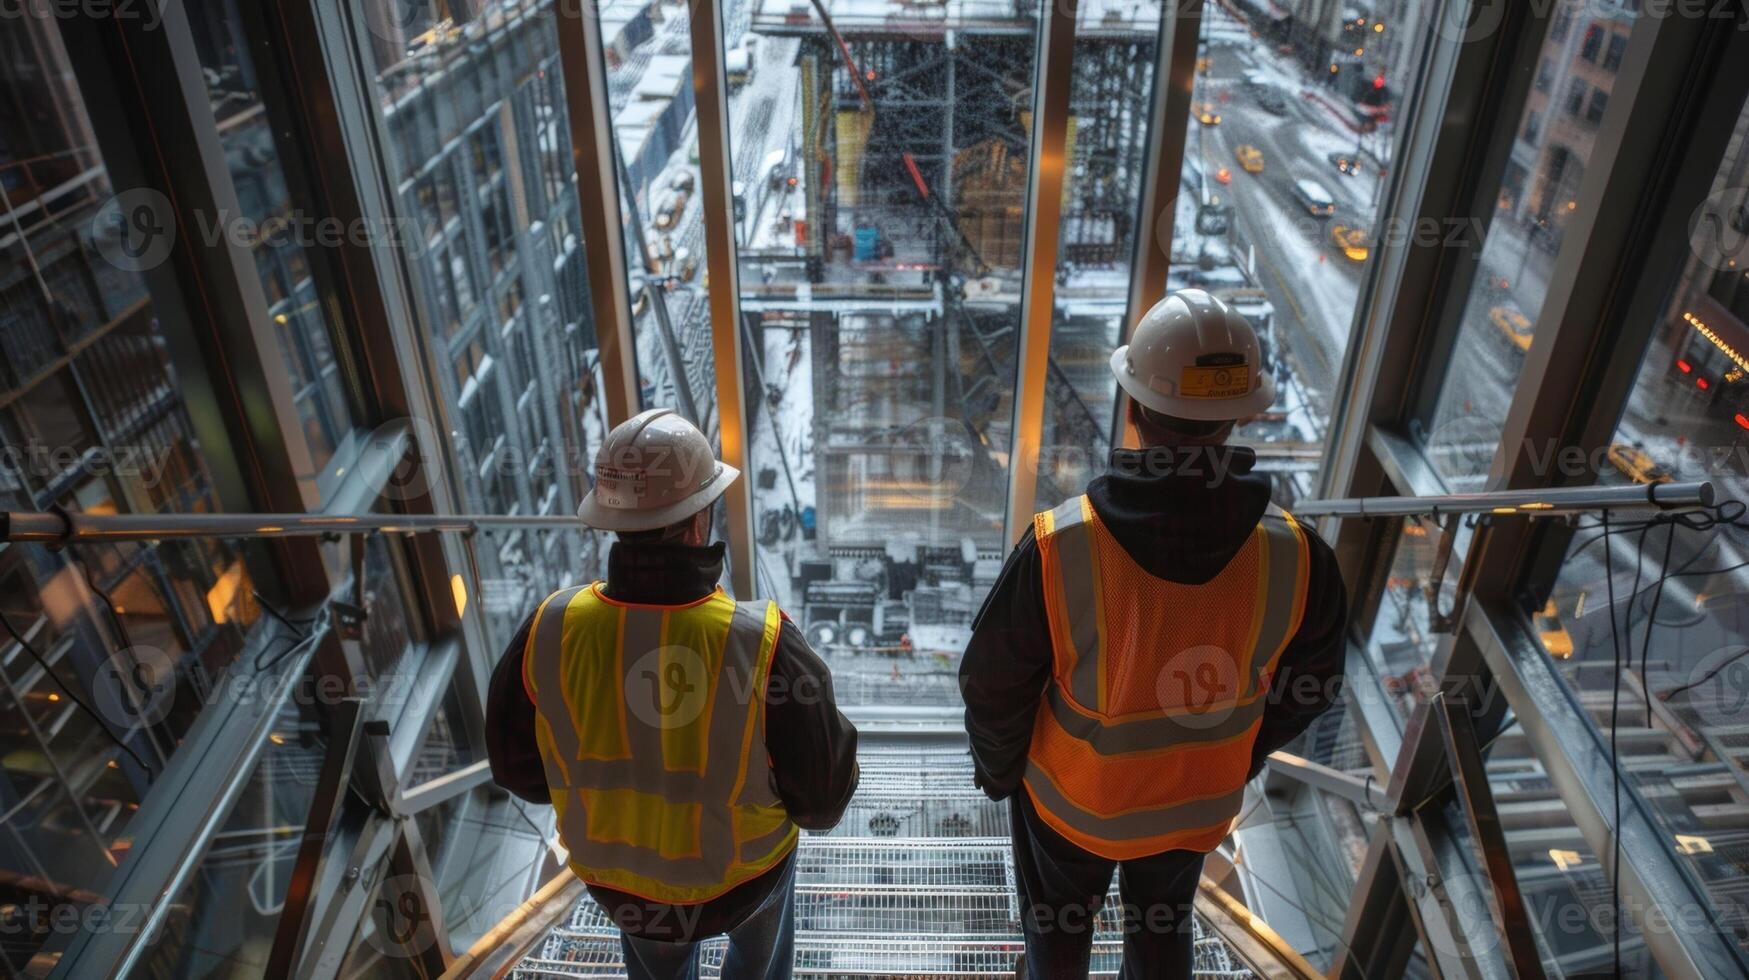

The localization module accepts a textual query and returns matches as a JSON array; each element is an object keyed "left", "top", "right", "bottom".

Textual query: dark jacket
[
  {"left": 486, "top": 540, "right": 859, "bottom": 939},
  {"left": 959, "top": 445, "right": 1348, "bottom": 803}
]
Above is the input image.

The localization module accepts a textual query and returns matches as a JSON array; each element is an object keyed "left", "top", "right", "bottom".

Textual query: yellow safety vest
[
  {"left": 1024, "top": 495, "right": 1310, "bottom": 859},
  {"left": 523, "top": 583, "right": 799, "bottom": 904}
]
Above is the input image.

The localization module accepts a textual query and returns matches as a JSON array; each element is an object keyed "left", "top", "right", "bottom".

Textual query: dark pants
[
  {"left": 1009, "top": 792, "right": 1205, "bottom": 980},
  {"left": 619, "top": 857, "right": 797, "bottom": 980}
]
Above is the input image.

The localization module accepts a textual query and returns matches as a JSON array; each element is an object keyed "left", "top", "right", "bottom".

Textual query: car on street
[
  {"left": 1234, "top": 144, "right": 1265, "bottom": 173},
  {"left": 1489, "top": 304, "right": 1533, "bottom": 351},
  {"left": 1606, "top": 443, "right": 1674, "bottom": 485},
  {"left": 1292, "top": 178, "right": 1336, "bottom": 217},
  {"left": 1533, "top": 600, "right": 1574, "bottom": 659},
  {"left": 1215, "top": 166, "right": 1232, "bottom": 185},
  {"left": 1255, "top": 88, "right": 1290, "bottom": 115},
  {"left": 1194, "top": 102, "right": 1223, "bottom": 126},
  {"left": 1328, "top": 150, "right": 1364, "bottom": 176},
  {"left": 1330, "top": 223, "right": 1371, "bottom": 262},
  {"left": 1195, "top": 199, "right": 1232, "bottom": 237}
]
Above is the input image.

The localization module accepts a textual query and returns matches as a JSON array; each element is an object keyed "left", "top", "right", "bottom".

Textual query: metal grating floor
[{"left": 510, "top": 745, "right": 1256, "bottom": 979}]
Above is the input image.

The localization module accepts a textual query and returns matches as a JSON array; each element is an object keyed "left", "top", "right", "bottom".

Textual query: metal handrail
[
  {"left": 1291, "top": 480, "right": 1713, "bottom": 518},
  {"left": 1, "top": 480, "right": 1716, "bottom": 545}
]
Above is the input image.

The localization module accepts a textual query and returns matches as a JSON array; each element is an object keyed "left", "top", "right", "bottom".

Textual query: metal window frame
[{"left": 687, "top": 0, "right": 760, "bottom": 597}]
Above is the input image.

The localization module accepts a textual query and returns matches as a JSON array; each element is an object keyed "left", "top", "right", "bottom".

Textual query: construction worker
[
  {"left": 487, "top": 409, "right": 859, "bottom": 980},
  {"left": 960, "top": 290, "right": 1347, "bottom": 978}
]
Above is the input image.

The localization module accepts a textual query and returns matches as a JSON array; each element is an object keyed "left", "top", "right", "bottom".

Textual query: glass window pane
[
  {"left": 1033, "top": 3, "right": 1167, "bottom": 510},
  {"left": 354, "top": 0, "right": 612, "bottom": 649},
  {"left": 185, "top": 0, "right": 362, "bottom": 500},
  {"left": 1167, "top": 3, "right": 1438, "bottom": 504},
  {"left": 601, "top": 0, "right": 715, "bottom": 428},
  {"left": 1, "top": 19, "right": 270, "bottom": 968},
  {"left": 1472, "top": 735, "right": 1667, "bottom": 977},
  {"left": 1531, "top": 91, "right": 1749, "bottom": 960},
  {"left": 1423, "top": 8, "right": 1639, "bottom": 491},
  {"left": 130, "top": 698, "right": 327, "bottom": 976},
  {"left": 733, "top": 0, "right": 1043, "bottom": 708}
]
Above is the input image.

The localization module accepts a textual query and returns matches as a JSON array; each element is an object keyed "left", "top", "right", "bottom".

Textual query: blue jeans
[{"left": 620, "top": 859, "right": 797, "bottom": 980}]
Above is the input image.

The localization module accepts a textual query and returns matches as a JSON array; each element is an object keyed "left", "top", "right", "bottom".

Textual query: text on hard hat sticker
[{"left": 1179, "top": 364, "right": 1252, "bottom": 399}]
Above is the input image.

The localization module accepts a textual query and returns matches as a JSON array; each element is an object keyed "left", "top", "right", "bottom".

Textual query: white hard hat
[
  {"left": 577, "top": 409, "right": 739, "bottom": 532},
  {"left": 1109, "top": 288, "right": 1275, "bottom": 422}
]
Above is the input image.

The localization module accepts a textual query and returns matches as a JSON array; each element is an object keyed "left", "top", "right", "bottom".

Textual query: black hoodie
[{"left": 958, "top": 445, "right": 1348, "bottom": 801}]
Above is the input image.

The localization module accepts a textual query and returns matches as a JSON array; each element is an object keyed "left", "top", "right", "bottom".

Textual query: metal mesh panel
[{"left": 512, "top": 745, "right": 1255, "bottom": 978}]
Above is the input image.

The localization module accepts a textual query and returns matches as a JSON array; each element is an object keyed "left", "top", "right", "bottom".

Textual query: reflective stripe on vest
[
  {"left": 1024, "top": 495, "right": 1310, "bottom": 859},
  {"left": 523, "top": 584, "right": 798, "bottom": 904}
]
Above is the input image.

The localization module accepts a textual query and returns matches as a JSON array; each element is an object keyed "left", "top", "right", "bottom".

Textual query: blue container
[{"left": 853, "top": 226, "right": 880, "bottom": 262}]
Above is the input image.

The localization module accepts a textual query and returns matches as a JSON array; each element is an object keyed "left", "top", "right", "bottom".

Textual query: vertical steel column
[
  {"left": 1002, "top": 0, "right": 1082, "bottom": 545},
  {"left": 556, "top": 0, "right": 642, "bottom": 429},
  {"left": 1114, "top": 0, "right": 1204, "bottom": 452},
  {"left": 689, "top": 0, "right": 758, "bottom": 597}
]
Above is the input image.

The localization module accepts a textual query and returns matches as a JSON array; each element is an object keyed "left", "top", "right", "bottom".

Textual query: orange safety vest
[
  {"left": 1023, "top": 494, "right": 1310, "bottom": 860},
  {"left": 522, "top": 583, "right": 799, "bottom": 904}
]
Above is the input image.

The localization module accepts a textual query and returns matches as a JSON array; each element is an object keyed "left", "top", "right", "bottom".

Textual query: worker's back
[
  {"left": 1021, "top": 491, "right": 1310, "bottom": 859},
  {"left": 523, "top": 582, "right": 798, "bottom": 905}
]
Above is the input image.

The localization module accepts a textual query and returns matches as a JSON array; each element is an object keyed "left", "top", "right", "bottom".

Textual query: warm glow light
[
  {"left": 206, "top": 560, "right": 246, "bottom": 625},
  {"left": 1492, "top": 507, "right": 1518, "bottom": 514},
  {"left": 269, "top": 733, "right": 287, "bottom": 745},
  {"left": 1549, "top": 849, "right": 1583, "bottom": 871},
  {"left": 1676, "top": 359, "right": 1692, "bottom": 373},
  {"left": 1736, "top": 413, "right": 1749, "bottom": 430},
  {"left": 1698, "top": 377, "right": 1710, "bottom": 390},
  {"left": 1675, "top": 834, "right": 1713, "bottom": 855},
  {"left": 452, "top": 573, "right": 469, "bottom": 617},
  {"left": 1684, "top": 311, "right": 1749, "bottom": 373}
]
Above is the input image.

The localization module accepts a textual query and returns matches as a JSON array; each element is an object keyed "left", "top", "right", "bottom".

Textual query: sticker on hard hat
[
  {"left": 595, "top": 465, "right": 648, "bottom": 505},
  {"left": 1180, "top": 364, "right": 1252, "bottom": 399}
]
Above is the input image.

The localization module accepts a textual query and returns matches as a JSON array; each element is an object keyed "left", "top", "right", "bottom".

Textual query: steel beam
[
  {"left": 1115, "top": 0, "right": 1204, "bottom": 452},
  {"left": 1001, "top": 0, "right": 1080, "bottom": 544},
  {"left": 555, "top": 0, "right": 641, "bottom": 428}
]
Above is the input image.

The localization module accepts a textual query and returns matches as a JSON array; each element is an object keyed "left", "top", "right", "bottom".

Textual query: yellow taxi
[
  {"left": 1490, "top": 304, "right": 1533, "bottom": 351},
  {"left": 1606, "top": 443, "right": 1672, "bottom": 485},
  {"left": 1194, "top": 102, "right": 1223, "bottom": 126},
  {"left": 1234, "top": 144, "right": 1265, "bottom": 174},
  {"left": 1330, "top": 223, "right": 1371, "bottom": 262},
  {"left": 1532, "top": 599, "right": 1573, "bottom": 659}
]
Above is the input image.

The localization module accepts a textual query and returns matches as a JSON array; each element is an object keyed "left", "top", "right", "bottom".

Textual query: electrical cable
[
  {"left": 1601, "top": 509, "right": 1623, "bottom": 980},
  {"left": 0, "top": 608, "right": 154, "bottom": 777}
]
